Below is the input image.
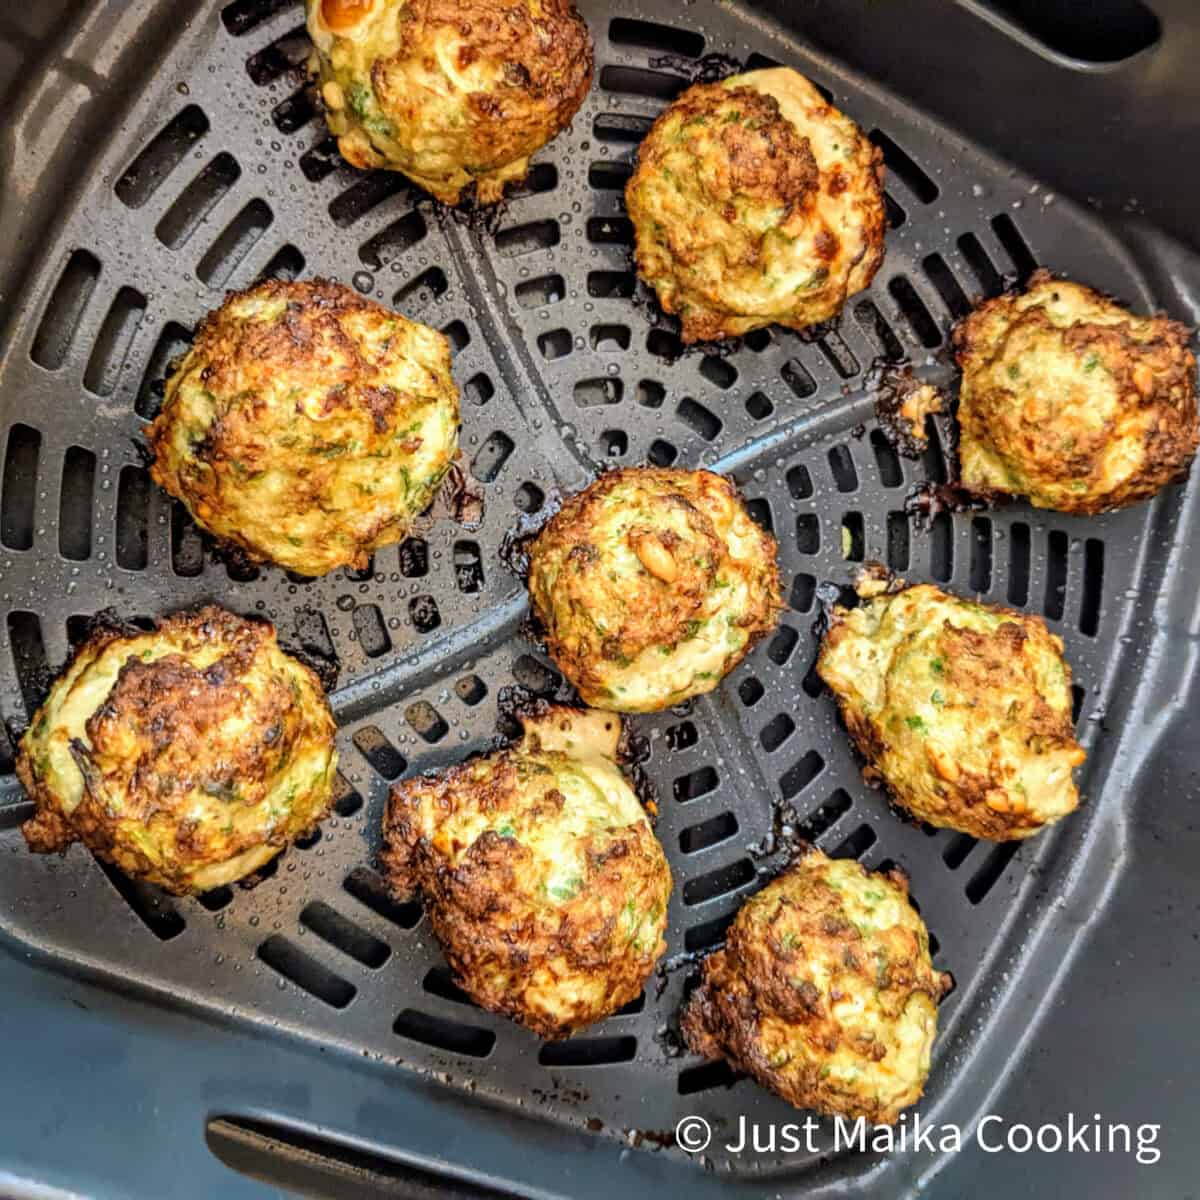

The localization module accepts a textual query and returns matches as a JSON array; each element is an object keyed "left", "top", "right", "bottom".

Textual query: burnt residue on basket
[{"left": 868, "top": 361, "right": 948, "bottom": 459}]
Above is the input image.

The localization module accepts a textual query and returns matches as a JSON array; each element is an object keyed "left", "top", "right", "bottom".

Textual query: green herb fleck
[{"left": 905, "top": 715, "right": 927, "bottom": 733}]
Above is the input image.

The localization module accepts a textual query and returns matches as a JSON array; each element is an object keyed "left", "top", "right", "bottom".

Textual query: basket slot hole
[
  {"left": 135, "top": 322, "right": 193, "bottom": 421},
  {"left": 245, "top": 23, "right": 310, "bottom": 85},
  {"left": 513, "top": 484, "right": 545, "bottom": 518},
  {"left": 888, "top": 277, "right": 941, "bottom": 348},
  {"left": 512, "top": 654, "right": 560, "bottom": 696},
  {"left": 1072, "top": 683, "right": 1086, "bottom": 726},
  {"left": 539, "top": 1036, "right": 637, "bottom": 1067},
  {"left": 115, "top": 466, "right": 150, "bottom": 571},
  {"left": 196, "top": 885, "right": 233, "bottom": 912},
  {"left": 673, "top": 766, "right": 718, "bottom": 804},
  {"left": 779, "top": 750, "right": 825, "bottom": 801},
  {"left": 599, "top": 429, "right": 628, "bottom": 459},
  {"left": 357, "top": 210, "right": 426, "bottom": 268},
  {"left": 970, "top": 517, "right": 993, "bottom": 593},
  {"left": 699, "top": 355, "right": 737, "bottom": 390},
  {"left": 197, "top": 198, "right": 274, "bottom": 287},
  {"left": 397, "top": 537, "right": 428, "bottom": 578},
  {"left": 790, "top": 573, "right": 816, "bottom": 613},
  {"left": 393, "top": 1009, "right": 495, "bottom": 1057},
  {"left": 516, "top": 273, "right": 565, "bottom": 309},
  {"left": 759, "top": 713, "right": 795, "bottom": 754},
  {"left": 842, "top": 509, "right": 866, "bottom": 560},
  {"left": 300, "top": 901, "right": 390, "bottom": 968},
  {"left": 58, "top": 446, "right": 96, "bottom": 561},
  {"left": 299, "top": 135, "right": 341, "bottom": 183},
  {"left": 156, "top": 153, "right": 241, "bottom": 249},
  {"left": 496, "top": 219, "right": 560, "bottom": 257},
  {"left": 588, "top": 270, "right": 636, "bottom": 299},
  {"left": 293, "top": 608, "right": 336, "bottom": 675},
  {"left": 683, "top": 858, "right": 755, "bottom": 907},
  {"left": 453, "top": 540, "right": 484, "bottom": 594},
  {"left": 870, "top": 430, "right": 903, "bottom": 488},
  {"left": 990, "top": 213, "right": 1038, "bottom": 284},
  {"left": 538, "top": 328, "right": 572, "bottom": 360},
  {"left": 1080, "top": 538, "right": 1104, "bottom": 635},
  {"left": 664, "top": 721, "right": 696, "bottom": 752},
  {"left": 982, "top": 0, "right": 1159, "bottom": 62},
  {"left": 922, "top": 252, "right": 972, "bottom": 318},
  {"left": 331, "top": 772, "right": 363, "bottom": 818},
  {"left": 506, "top": 162, "right": 558, "bottom": 199},
  {"left": 884, "top": 192, "right": 907, "bottom": 230},
  {"left": 678, "top": 1059, "right": 740, "bottom": 1095},
  {"left": 943, "top": 832, "right": 978, "bottom": 870},
  {"left": 781, "top": 359, "right": 816, "bottom": 400},
  {"left": 221, "top": 0, "right": 293, "bottom": 35},
  {"left": 680, "top": 811, "right": 739, "bottom": 854},
  {"left": 830, "top": 823, "right": 877, "bottom": 860},
  {"left": 817, "top": 332, "right": 859, "bottom": 379},
  {"left": 744, "top": 51, "right": 784, "bottom": 71},
  {"left": 1044, "top": 529, "right": 1069, "bottom": 621},
  {"left": 1, "top": 424, "right": 40, "bottom": 550},
  {"left": 609, "top": 17, "right": 705, "bottom": 58},
  {"left": 393, "top": 266, "right": 448, "bottom": 311},
  {"left": 828, "top": 445, "right": 858, "bottom": 493},
  {"left": 422, "top": 965, "right": 476, "bottom": 1007},
  {"left": 97, "top": 860, "right": 186, "bottom": 941},
  {"left": 272, "top": 86, "right": 317, "bottom": 134},
  {"left": 647, "top": 328, "right": 683, "bottom": 360},
  {"left": 442, "top": 320, "right": 470, "bottom": 356},
  {"left": 352, "top": 605, "right": 390, "bottom": 659},
  {"left": 409, "top": 594, "right": 441, "bottom": 634},
  {"left": 454, "top": 674, "right": 488, "bottom": 706},
  {"left": 766, "top": 625, "right": 799, "bottom": 665},
  {"left": 588, "top": 161, "right": 632, "bottom": 191},
  {"left": 294, "top": 827, "right": 321, "bottom": 851},
  {"left": 470, "top": 432, "right": 514, "bottom": 482},
  {"left": 738, "top": 677, "right": 764, "bottom": 707},
  {"left": 353, "top": 726, "right": 407, "bottom": 780},
  {"left": 786, "top": 464, "right": 813, "bottom": 500},
  {"left": 957, "top": 232, "right": 1005, "bottom": 298},
  {"left": 798, "top": 788, "right": 853, "bottom": 840},
  {"left": 256, "top": 243, "right": 306, "bottom": 283},
  {"left": 634, "top": 380, "right": 665, "bottom": 410},
  {"left": 795, "top": 513, "right": 820, "bottom": 554},
  {"left": 405, "top": 700, "right": 448, "bottom": 744},
  {"left": 575, "top": 378, "right": 623, "bottom": 407},
  {"left": 116, "top": 105, "right": 210, "bottom": 208},
  {"left": 586, "top": 216, "right": 634, "bottom": 246},
  {"left": 344, "top": 866, "right": 421, "bottom": 928},
  {"left": 616, "top": 991, "right": 646, "bottom": 1016},
  {"left": 258, "top": 935, "right": 355, "bottom": 1008},
  {"left": 593, "top": 112, "right": 655, "bottom": 144},
  {"left": 965, "top": 842, "right": 1020, "bottom": 904},
  {"left": 746, "top": 391, "right": 773, "bottom": 421},
  {"left": 684, "top": 909, "right": 736, "bottom": 952},
  {"left": 744, "top": 498, "right": 772, "bottom": 534},
  {"left": 599, "top": 65, "right": 688, "bottom": 100},
  {"left": 7, "top": 612, "right": 50, "bottom": 722},
  {"left": 331, "top": 174, "right": 410, "bottom": 229},
  {"left": 31, "top": 249, "right": 101, "bottom": 370},
  {"left": 922, "top": 420, "right": 949, "bottom": 484},
  {"left": 929, "top": 511, "right": 953, "bottom": 582},
  {"left": 801, "top": 658, "right": 824, "bottom": 698},
  {"left": 854, "top": 299, "right": 905, "bottom": 362},
  {"left": 869, "top": 131, "right": 939, "bottom": 203},
  {"left": 676, "top": 397, "right": 721, "bottom": 441},
  {"left": 590, "top": 323, "right": 630, "bottom": 352},
  {"left": 887, "top": 511, "right": 910, "bottom": 570}
]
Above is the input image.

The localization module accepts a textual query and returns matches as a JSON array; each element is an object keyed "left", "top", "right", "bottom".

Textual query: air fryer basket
[{"left": 1, "top": 1, "right": 1197, "bottom": 1197}]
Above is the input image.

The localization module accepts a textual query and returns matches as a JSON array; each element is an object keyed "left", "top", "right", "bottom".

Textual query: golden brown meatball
[
  {"left": 148, "top": 279, "right": 459, "bottom": 577},
  {"left": 525, "top": 468, "right": 783, "bottom": 712},
  {"left": 682, "top": 848, "right": 950, "bottom": 1124},
  {"left": 953, "top": 269, "right": 1198, "bottom": 513},
  {"left": 381, "top": 705, "right": 671, "bottom": 1038},
  {"left": 817, "top": 577, "right": 1085, "bottom": 840},
  {"left": 306, "top": 0, "right": 593, "bottom": 204},
  {"left": 625, "top": 67, "right": 885, "bottom": 343},
  {"left": 16, "top": 606, "right": 338, "bottom": 896}
]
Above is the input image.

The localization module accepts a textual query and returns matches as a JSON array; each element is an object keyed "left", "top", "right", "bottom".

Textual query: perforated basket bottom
[{"left": 0, "top": 0, "right": 1174, "bottom": 1185}]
